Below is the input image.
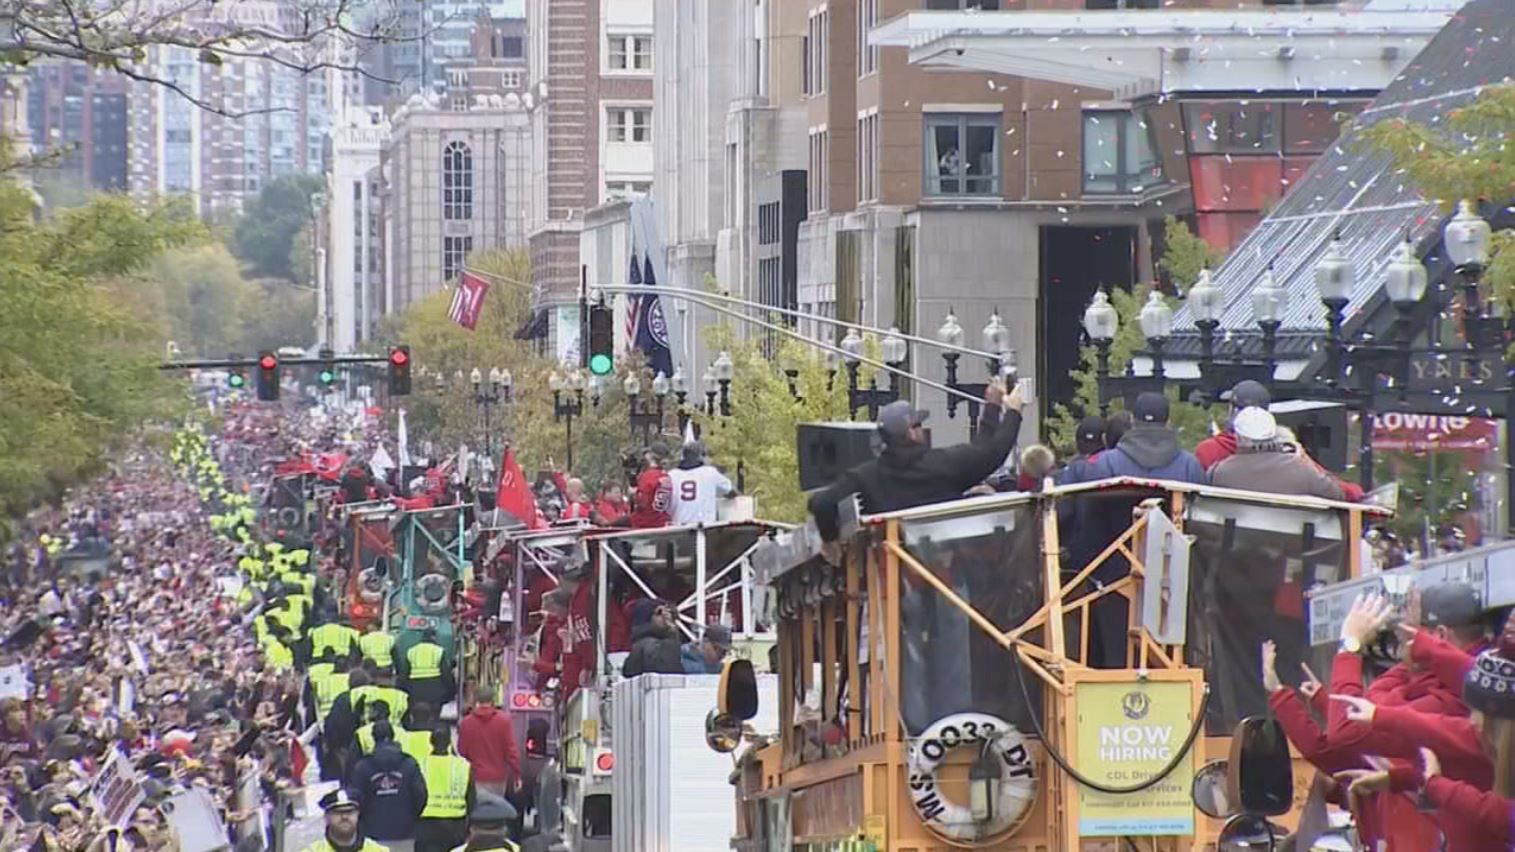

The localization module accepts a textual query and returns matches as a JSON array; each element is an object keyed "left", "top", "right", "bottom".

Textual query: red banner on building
[
  {"left": 447, "top": 270, "right": 491, "bottom": 330},
  {"left": 1370, "top": 413, "right": 1498, "bottom": 452}
]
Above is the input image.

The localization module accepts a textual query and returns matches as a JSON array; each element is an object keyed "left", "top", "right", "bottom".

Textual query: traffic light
[
  {"left": 388, "top": 345, "right": 411, "bottom": 396},
  {"left": 256, "top": 351, "right": 280, "bottom": 401},
  {"left": 227, "top": 370, "right": 246, "bottom": 389},
  {"left": 587, "top": 304, "right": 614, "bottom": 376},
  {"left": 317, "top": 346, "right": 337, "bottom": 387}
]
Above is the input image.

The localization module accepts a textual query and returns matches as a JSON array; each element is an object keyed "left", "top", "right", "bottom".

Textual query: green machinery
[{"left": 384, "top": 505, "right": 469, "bottom": 671}]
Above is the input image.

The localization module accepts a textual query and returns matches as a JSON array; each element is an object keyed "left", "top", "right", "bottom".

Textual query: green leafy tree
[
  {"left": 231, "top": 174, "right": 325, "bottom": 281},
  {"left": 0, "top": 151, "right": 196, "bottom": 518},
  {"left": 1357, "top": 84, "right": 1515, "bottom": 320},
  {"left": 1157, "top": 215, "right": 1223, "bottom": 291},
  {"left": 1375, "top": 451, "right": 1483, "bottom": 544},
  {"left": 693, "top": 328, "right": 855, "bottom": 523}
]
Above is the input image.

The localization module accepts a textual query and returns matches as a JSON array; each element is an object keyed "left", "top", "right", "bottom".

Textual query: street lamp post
[
  {"left": 671, "top": 367, "right": 691, "bottom": 435},
  {"left": 626, "top": 371, "right": 670, "bottom": 440},
  {"left": 1251, "top": 266, "right": 1287, "bottom": 379},
  {"left": 839, "top": 327, "right": 909, "bottom": 420},
  {"left": 713, "top": 352, "right": 735, "bottom": 417},
  {"left": 939, "top": 309, "right": 1012, "bottom": 437},
  {"left": 470, "top": 367, "right": 511, "bottom": 457},
  {"left": 550, "top": 370, "right": 586, "bottom": 471},
  {"left": 1081, "top": 292, "right": 1119, "bottom": 414}
]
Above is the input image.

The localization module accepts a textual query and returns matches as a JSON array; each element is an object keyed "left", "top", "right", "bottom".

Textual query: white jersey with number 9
[{"left": 667, "top": 465, "right": 735, "bottom": 526}]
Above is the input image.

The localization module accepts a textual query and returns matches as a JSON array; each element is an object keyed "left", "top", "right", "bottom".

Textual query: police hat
[
  {"left": 470, "top": 791, "right": 517, "bottom": 825},
  {"left": 319, "top": 788, "right": 361, "bottom": 813}
]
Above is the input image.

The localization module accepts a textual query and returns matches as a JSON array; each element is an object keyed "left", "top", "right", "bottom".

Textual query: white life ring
[{"left": 907, "top": 712, "right": 1037, "bottom": 843}]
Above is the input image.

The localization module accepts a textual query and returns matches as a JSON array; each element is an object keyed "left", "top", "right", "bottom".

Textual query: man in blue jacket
[
  {"left": 350, "top": 720, "right": 428, "bottom": 850},
  {"left": 1073, "top": 392, "right": 1205, "bottom": 669}
]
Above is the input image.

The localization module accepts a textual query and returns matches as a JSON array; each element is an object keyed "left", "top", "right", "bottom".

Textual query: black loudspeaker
[
  {"left": 1272, "top": 401, "right": 1348, "bottom": 473},
  {"left": 796, "top": 422, "right": 881, "bottom": 491}
]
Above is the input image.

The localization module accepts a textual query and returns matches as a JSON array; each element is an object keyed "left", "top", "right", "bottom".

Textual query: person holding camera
[{"left": 807, "top": 379, "right": 1026, "bottom": 563}]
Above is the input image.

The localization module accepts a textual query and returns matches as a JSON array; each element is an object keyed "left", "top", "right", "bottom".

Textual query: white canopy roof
[{"left": 870, "top": 7, "right": 1455, "bottom": 101}]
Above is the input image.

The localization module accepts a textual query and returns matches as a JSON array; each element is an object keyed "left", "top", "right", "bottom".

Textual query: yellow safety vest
[
  {"left": 356, "top": 723, "right": 376, "bottom": 754},
  {"left": 311, "top": 623, "right": 359, "bottom": 659},
  {"left": 400, "top": 729, "right": 432, "bottom": 764},
  {"left": 263, "top": 639, "right": 294, "bottom": 671},
  {"left": 406, "top": 642, "right": 445, "bottom": 680},
  {"left": 447, "top": 843, "right": 517, "bottom": 852},
  {"left": 309, "top": 662, "right": 336, "bottom": 684},
  {"left": 350, "top": 685, "right": 408, "bottom": 726},
  {"left": 421, "top": 754, "right": 471, "bottom": 819},
  {"left": 313, "top": 672, "right": 350, "bottom": 719},
  {"left": 359, "top": 632, "right": 396, "bottom": 668},
  {"left": 301, "top": 838, "right": 389, "bottom": 852}
]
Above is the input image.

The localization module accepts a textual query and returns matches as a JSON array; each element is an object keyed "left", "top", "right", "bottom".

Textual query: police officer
[
  {"left": 415, "top": 725, "right": 473, "bottom": 852},
  {"left": 400, "top": 628, "right": 453, "bottom": 709},
  {"left": 302, "top": 788, "right": 390, "bottom": 852},
  {"left": 310, "top": 614, "right": 362, "bottom": 665},
  {"left": 450, "top": 794, "right": 518, "bottom": 852},
  {"left": 360, "top": 622, "right": 397, "bottom": 670}
]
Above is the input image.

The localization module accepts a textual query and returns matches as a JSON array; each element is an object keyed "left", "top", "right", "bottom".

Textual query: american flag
[{"left": 626, "top": 251, "right": 642, "bottom": 343}]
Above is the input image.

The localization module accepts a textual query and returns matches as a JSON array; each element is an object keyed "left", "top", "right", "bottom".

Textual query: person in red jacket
[
  {"left": 458, "top": 700, "right": 521, "bottom": 798},
  {"left": 592, "top": 483, "right": 629, "bottom": 526},
  {"left": 629, "top": 443, "right": 673, "bottom": 528},
  {"left": 557, "top": 556, "right": 596, "bottom": 703},
  {"left": 561, "top": 477, "right": 593, "bottom": 522},
  {"left": 1196, "top": 379, "right": 1364, "bottom": 500},
  {"left": 1334, "top": 615, "right": 1515, "bottom": 852},
  {"left": 1268, "top": 585, "right": 1487, "bottom": 850},
  {"left": 530, "top": 588, "right": 568, "bottom": 691}
]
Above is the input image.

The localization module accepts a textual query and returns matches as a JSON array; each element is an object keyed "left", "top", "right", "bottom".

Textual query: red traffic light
[
  {"left": 259, "top": 354, "right": 278, "bottom": 370},
  {"left": 389, "top": 348, "right": 409, "bottom": 367}
]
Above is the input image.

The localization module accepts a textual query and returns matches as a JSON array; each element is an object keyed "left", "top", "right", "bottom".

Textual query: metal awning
[{"left": 870, "top": 8, "right": 1452, "bottom": 100}]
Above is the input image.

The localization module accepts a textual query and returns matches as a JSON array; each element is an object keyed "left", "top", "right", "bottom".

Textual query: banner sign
[
  {"left": 1371, "top": 413, "right": 1497, "bottom": 452},
  {"left": 88, "top": 750, "right": 146, "bottom": 828},
  {"left": 1074, "top": 679, "right": 1196, "bottom": 837}
]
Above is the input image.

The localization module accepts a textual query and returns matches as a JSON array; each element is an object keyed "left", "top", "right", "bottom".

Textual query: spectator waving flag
[
  {"left": 633, "top": 255, "right": 674, "bottom": 378},
  {"left": 447, "top": 270, "right": 491, "bottom": 330}
]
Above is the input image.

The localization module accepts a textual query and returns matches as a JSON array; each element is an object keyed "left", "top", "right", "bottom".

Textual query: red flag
[
  {"left": 448, "top": 271, "right": 491, "bottom": 330},
  {"left": 496, "top": 448, "right": 543, "bottom": 530}
]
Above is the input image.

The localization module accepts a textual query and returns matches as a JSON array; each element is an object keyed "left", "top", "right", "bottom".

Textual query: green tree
[
  {"left": 1157, "top": 215, "right": 1223, "bottom": 291},
  {"left": 231, "top": 174, "right": 325, "bottom": 281},
  {"left": 1374, "top": 451, "right": 1482, "bottom": 544},
  {"left": 0, "top": 153, "right": 196, "bottom": 518},
  {"left": 693, "top": 329, "right": 855, "bottom": 523},
  {"left": 1357, "top": 84, "right": 1515, "bottom": 315}
]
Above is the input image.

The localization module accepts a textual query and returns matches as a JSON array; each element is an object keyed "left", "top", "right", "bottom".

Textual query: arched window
[{"left": 442, "top": 140, "right": 473, "bottom": 220}]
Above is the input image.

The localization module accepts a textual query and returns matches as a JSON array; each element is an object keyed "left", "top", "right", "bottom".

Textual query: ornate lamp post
[
  {"left": 671, "top": 367, "right": 691, "bottom": 434},
  {"left": 1187, "top": 268, "right": 1224, "bottom": 365},
  {"left": 470, "top": 367, "right": 510, "bottom": 456},
  {"left": 550, "top": 370, "right": 586, "bottom": 470},
  {"left": 1082, "top": 290, "right": 1119, "bottom": 414},
  {"left": 1138, "top": 290, "right": 1174, "bottom": 379},
  {"left": 1251, "top": 266, "right": 1287, "bottom": 379},
  {"left": 626, "top": 371, "right": 670, "bottom": 439},
  {"left": 1314, "top": 234, "right": 1353, "bottom": 388},
  {"left": 712, "top": 351, "right": 735, "bottom": 417}
]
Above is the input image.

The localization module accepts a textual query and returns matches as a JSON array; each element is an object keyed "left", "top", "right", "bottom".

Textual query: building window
[
  {"left": 607, "top": 108, "right": 652, "bottom": 143},
  {"left": 1183, "top": 102, "right": 1279, "bottom": 154},
  {"left": 1082, "top": 110, "right": 1164, "bottom": 195},
  {"left": 923, "top": 113, "right": 999, "bottom": 196},
  {"left": 857, "top": 113, "right": 879, "bottom": 203},
  {"left": 801, "top": 34, "right": 811, "bottom": 96},
  {"left": 499, "top": 36, "right": 524, "bottom": 58},
  {"left": 443, "top": 236, "right": 473, "bottom": 282},
  {"left": 442, "top": 140, "right": 473, "bottom": 219},
  {"left": 925, "top": 0, "right": 1000, "bottom": 8},
  {"left": 608, "top": 34, "right": 653, "bottom": 71},
  {"left": 503, "top": 70, "right": 523, "bottom": 89},
  {"left": 858, "top": 0, "right": 878, "bottom": 76},
  {"left": 805, "top": 11, "right": 828, "bottom": 97},
  {"left": 606, "top": 181, "right": 652, "bottom": 201},
  {"left": 758, "top": 202, "right": 781, "bottom": 245},
  {"left": 808, "top": 128, "right": 829, "bottom": 212}
]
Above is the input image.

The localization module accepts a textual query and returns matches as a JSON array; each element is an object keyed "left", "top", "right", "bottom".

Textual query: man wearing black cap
[
  {"left": 621, "top": 599, "right": 684, "bottom": 677},
  {"left": 1085, "top": 392, "right": 1205, "bottom": 485},
  {"left": 1195, "top": 379, "right": 1270, "bottom": 471},
  {"left": 808, "top": 380, "right": 1025, "bottom": 551},
  {"left": 302, "top": 789, "right": 390, "bottom": 852},
  {"left": 452, "top": 793, "right": 519, "bottom": 851},
  {"left": 1057, "top": 415, "right": 1106, "bottom": 486}
]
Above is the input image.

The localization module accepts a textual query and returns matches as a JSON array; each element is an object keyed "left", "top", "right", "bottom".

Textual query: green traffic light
[
  {"left": 228, "top": 372, "right": 246, "bottom": 389},
  {"left": 318, "top": 369, "right": 336, "bottom": 385},
  {"left": 589, "top": 353, "right": 613, "bottom": 376}
]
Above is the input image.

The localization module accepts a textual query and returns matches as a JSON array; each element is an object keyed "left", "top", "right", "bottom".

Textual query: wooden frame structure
[{"left": 746, "top": 478, "right": 1390, "bottom": 851}]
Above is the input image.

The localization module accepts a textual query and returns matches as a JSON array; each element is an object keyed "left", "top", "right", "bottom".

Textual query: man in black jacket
[
  {"left": 350, "top": 720, "right": 428, "bottom": 849},
  {"left": 807, "top": 379, "right": 1024, "bottom": 556},
  {"left": 620, "top": 599, "right": 684, "bottom": 677}
]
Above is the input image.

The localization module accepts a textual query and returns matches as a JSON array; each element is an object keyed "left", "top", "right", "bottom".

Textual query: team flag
[{"left": 448, "top": 271, "right": 491, "bottom": 330}]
